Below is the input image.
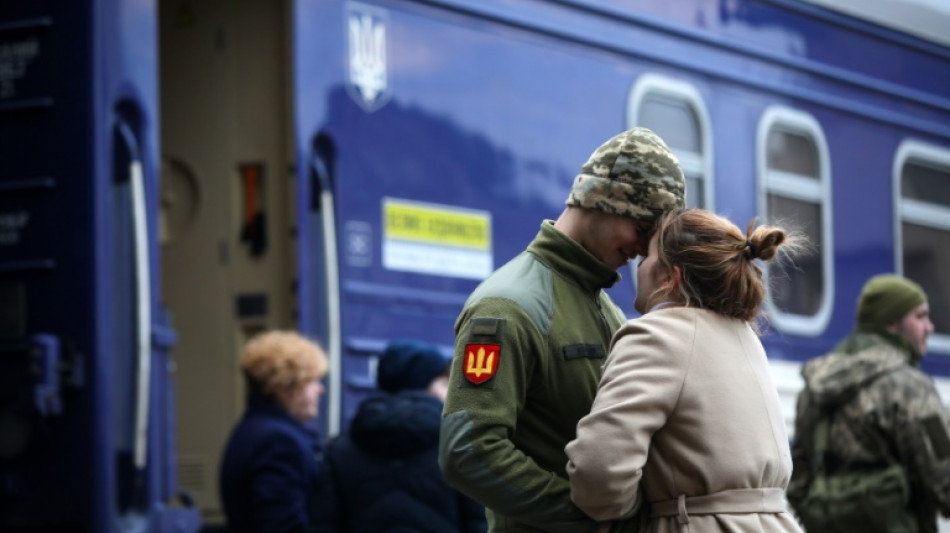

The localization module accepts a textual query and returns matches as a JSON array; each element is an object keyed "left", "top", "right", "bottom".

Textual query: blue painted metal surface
[
  {"left": 0, "top": 0, "right": 197, "bottom": 531},
  {"left": 2, "top": 0, "right": 949, "bottom": 529},
  {"left": 293, "top": 0, "right": 950, "bottom": 434}
]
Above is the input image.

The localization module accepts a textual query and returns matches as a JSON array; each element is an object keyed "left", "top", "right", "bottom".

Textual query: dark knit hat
[
  {"left": 565, "top": 127, "right": 686, "bottom": 222},
  {"left": 377, "top": 339, "right": 451, "bottom": 393},
  {"left": 857, "top": 274, "right": 926, "bottom": 331}
]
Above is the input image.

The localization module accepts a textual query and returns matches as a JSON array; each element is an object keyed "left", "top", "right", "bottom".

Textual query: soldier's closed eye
[{"left": 635, "top": 222, "right": 656, "bottom": 238}]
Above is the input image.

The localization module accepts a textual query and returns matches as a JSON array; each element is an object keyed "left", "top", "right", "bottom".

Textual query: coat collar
[
  {"left": 245, "top": 394, "right": 319, "bottom": 441},
  {"left": 527, "top": 220, "right": 620, "bottom": 291}
]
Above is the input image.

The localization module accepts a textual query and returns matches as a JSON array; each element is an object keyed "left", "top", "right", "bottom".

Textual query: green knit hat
[{"left": 856, "top": 274, "right": 926, "bottom": 330}]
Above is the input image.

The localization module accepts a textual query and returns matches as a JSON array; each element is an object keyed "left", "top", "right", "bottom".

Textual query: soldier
[
  {"left": 788, "top": 274, "right": 950, "bottom": 532},
  {"left": 438, "top": 127, "right": 686, "bottom": 533}
]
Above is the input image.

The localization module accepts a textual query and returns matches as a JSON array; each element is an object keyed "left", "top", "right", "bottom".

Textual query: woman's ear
[{"left": 666, "top": 265, "right": 682, "bottom": 290}]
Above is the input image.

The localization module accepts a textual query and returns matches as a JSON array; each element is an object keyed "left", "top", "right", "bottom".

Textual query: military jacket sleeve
[
  {"left": 883, "top": 370, "right": 950, "bottom": 517},
  {"left": 439, "top": 297, "right": 600, "bottom": 533}
]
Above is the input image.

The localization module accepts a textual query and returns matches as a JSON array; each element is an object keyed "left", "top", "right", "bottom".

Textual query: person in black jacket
[
  {"left": 219, "top": 330, "right": 329, "bottom": 533},
  {"left": 315, "top": 339, "right": 487, "bottom": 533}
]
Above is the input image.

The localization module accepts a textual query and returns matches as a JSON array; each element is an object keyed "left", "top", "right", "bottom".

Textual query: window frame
[
  {"left": 757, "top": 106, "right": 834, "bottom": 336},
  {"left": 626, "top": 74, "right": 713, "bottom": 312},
  {"left": 627, "top": 73, "right": 714, "bottom": 210},
  {"left": 893, "top": 139, "right": 950, "bottom": 354}
]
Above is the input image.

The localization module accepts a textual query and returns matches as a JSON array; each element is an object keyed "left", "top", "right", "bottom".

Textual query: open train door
[
  {"left": 159, "top": 0, "right": 299, "bottom": 526},
  {"left": 0, "top": 1, "right": 199, "bottom": 532}
]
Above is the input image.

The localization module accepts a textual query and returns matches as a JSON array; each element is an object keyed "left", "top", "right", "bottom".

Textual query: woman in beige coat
[{"left": 566, "top": 208, "right": 804, "bottom": 532}]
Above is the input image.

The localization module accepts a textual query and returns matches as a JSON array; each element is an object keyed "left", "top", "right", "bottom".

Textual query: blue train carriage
[
  {"left": 292, "top": 0, "right": 950, "bottom": 434},
  {"left": 0, "top": 0, "right": 200, "bottom": 532},
  {"left": 2, "top": 0, "right": 950, "bottom": 531},
  {"left": 290, "top": 0, "right": 950, "bottom": 526},
  {"left": 205, "top": 0, "right": 950, "bottom": 527},
  {"left": 737, "top": 0, "right": 950, "bottom": 435}
]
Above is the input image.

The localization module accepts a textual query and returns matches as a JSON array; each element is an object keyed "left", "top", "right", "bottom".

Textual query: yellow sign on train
[
  {"left": 382, "top": 198, "right": 493, "bottom": 280},
  {"left": 384, "top": 199, "right": 490, "bottom": 250}
]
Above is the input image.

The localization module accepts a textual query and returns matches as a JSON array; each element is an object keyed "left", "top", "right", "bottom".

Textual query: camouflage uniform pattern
[
  {"left": 788, "top": 332, "right": 950, "bottom": 533},
  {"left": 565, "top": 127, "right": 686, "bottom": 222}
]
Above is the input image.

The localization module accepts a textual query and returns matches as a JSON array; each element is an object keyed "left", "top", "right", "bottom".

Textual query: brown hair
[
  {"left": 241, "top": 330, "right": 328, "bottom": 398},
  {"left": 645, "top": 208, "right": 804, "bottom": 322}
]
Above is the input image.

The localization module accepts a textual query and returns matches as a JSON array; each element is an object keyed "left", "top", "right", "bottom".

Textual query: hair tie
[{"left": 743, "top": 240, "right": 756, "bottom": 257}]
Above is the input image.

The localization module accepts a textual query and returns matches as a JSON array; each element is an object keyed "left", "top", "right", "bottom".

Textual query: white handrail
[
  {"left": 314, "top": 156, "right": 342, "bottom": 437},
  {"left": 130, "top": 159, "right": 152, "bottom": 469}
]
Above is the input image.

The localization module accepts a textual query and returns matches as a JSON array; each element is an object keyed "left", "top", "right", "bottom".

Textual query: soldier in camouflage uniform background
[
  {"left": 439, "top": 127, "right": 686, "bottom": 533},
  {"left": 788, "top": 274, "right": 949, "bottom": 532}
]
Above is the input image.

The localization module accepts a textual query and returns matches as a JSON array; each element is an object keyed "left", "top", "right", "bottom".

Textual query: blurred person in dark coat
[
  {"left": 219, "top": 330, "right": 329, "bottom": 533},
  {"left": 315, "top": 339, "right": 487, "bottom": 533}
]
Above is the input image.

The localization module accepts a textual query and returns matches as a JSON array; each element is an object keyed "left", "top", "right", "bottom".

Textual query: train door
[
  {"left": 0, "top": 1, "right": 199, "bottom": 531},
  {"left": 158, "top": 0, "right": 298, "bottom": 525}
]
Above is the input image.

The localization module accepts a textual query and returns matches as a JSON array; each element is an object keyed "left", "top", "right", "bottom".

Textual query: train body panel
[
  {"left": 0, "top": 0, "right": 199, "bottom": 531},
  {"left": 297, "top": 0, "right": 950, "bottom": 432},
  {"left": 2, "top": 0, "right": 949, "bottom": 529}
]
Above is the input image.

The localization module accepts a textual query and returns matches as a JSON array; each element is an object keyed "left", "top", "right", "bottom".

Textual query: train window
[
  {"left": 895, "top": 141, "right": 950, "bottom": 350},
  {"left": 767, "top": 131, "right": 818, "bottom": 176},
  {"left": 758, "top": 107, "right": 833, "bottom": 336},
  {"left": 638, "top": 95, "right": 701, "bottom": 153},
  {"left": 767, "top": 194, "right": 823, "bottom": 316},
  {"left": 901, "top": 162, "right": 950, "bottom": 206},
  {"left": 902, "top": 223, "right": 949, "bottom": 336},
  {"left": 628, "top": 73, "right": 712, "bottom": 210}
]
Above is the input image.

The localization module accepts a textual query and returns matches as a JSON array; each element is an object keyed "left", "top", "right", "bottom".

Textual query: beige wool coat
[{"left": 566, "top": 307, "right": 803, "bottom": 532}]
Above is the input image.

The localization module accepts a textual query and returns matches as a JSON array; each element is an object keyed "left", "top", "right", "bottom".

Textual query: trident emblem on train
[
  {"left": 464, "top": 344, "right": 500, "bottom": 385},
  {"left": 345, "top": 2, "right": 391, "bottom": 112}
]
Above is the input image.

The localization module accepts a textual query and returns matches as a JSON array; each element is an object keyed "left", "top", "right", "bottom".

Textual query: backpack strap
[{"left": 811, "top": 411, "right": 831, "bottom": 477}]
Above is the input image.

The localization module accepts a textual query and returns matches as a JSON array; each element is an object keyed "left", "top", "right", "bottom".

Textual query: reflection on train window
[
  {"left": 768, "top": 194, "right": 822, "bottom": 316},
  {"left": 758, "top": 107, "right": 833, "bottom": 336},
  {"left": 628, "top": 74, "right": 712, "bottom": 210},
  {"left": 902, "top": 223, "right": 949, "bottom": 335},
  {"left": 767, "top": 132, "right": 817, "bottom": 176},
  {"left": 639, "top": 95, "right": 700, "bottom": 152},
  {"left": 902, "top": 162, "right": 950, "bottom": 205},
  {"left": 896, "top": 142, "right": 950, "bottom": 347}
]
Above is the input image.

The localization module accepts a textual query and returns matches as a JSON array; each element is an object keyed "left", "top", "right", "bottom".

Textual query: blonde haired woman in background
[
  {"left": 566, "top": 208, "right": 804, "bottom": 533},
  {"left": 219, "top": 330, "right": 329, "bottom": 533}
]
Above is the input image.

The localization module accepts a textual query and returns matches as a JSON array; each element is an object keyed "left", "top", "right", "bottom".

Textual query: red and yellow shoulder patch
[{"left": 463, "top": 343, "right": 500, "bottom": 385}]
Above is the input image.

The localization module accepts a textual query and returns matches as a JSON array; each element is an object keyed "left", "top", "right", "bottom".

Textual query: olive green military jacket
[
  {"left": 788, "top": 332, "right": 950, "bottom": 533},
  {"left": 439, "top": 221, "right": 634, "bottom": 533}
]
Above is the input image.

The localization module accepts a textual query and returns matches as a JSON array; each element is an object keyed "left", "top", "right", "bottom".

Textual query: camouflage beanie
[
  {"left": 856, "top": 274, "right": 926, "bottom": 331},
  {"left": 566, "top": 127, "right": 686, "bottom": 222}
]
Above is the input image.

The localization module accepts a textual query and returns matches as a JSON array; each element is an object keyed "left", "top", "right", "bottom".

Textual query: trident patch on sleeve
[
  {"left": 463, "top": 343, "right": 499, "bottom": 385},
  {"left": 461, "top": 317, "right": 503, "bottom": 388}
]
